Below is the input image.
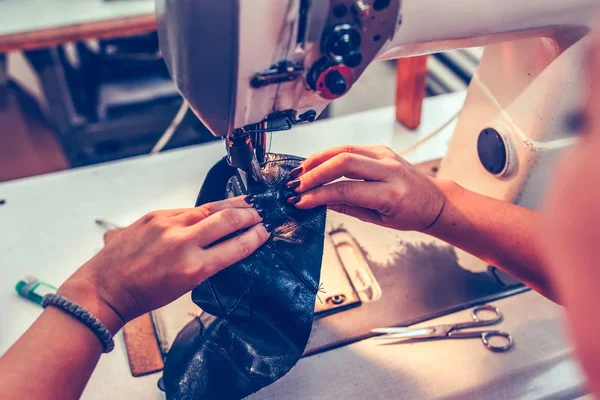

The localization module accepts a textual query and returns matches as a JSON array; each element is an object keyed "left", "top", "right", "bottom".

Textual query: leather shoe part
[{"left": 162, "top": 154, "right": 327, "bottom": 399}]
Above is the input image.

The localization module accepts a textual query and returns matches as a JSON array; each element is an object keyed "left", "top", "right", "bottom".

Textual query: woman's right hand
[
  {"left": 57, "top": 196, "right": 269, "bottom": 333},
  {"left": 287, "top": 145, "right": 448, "bottom": 232}
]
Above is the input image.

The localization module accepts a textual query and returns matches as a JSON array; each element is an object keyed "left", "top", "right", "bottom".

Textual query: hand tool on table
[
  {"left": 371, "top": 304, "right": 514, "bottom": 353},
  {"left": 16, "top": 277, "right": 57, "bottom": 306}
]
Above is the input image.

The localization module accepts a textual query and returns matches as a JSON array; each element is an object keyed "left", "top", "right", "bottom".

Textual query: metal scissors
[{"left": 371, "top": 304, "right": 514, "bottom": 353}]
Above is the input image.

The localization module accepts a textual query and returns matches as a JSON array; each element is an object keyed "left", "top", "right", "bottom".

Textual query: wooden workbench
[
  {"left": 0, "top": 92, "right": 587, "bottom": 399},
  {"left": 0, "top": 0, "right": 156, "bottom": 53}
]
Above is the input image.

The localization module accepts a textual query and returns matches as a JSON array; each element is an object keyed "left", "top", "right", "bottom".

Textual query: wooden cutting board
[{"left": 122, "top": 313, "right": 164, "bottom": 377}]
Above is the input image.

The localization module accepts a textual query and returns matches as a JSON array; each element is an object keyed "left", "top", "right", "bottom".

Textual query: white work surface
[
  {"left": 0, "top": 92, "right": 587, "bottom": 399},
  {"left": 0, "top": 0, "right": 154, "bottom": 37}
]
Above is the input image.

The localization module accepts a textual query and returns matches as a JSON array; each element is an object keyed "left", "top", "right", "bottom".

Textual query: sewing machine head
[
  {"left": 156, "top": 0, "right": 402, "bottom": 182},
  {"left": 157, "top": 0, "right": 595, "bottom": 200}
]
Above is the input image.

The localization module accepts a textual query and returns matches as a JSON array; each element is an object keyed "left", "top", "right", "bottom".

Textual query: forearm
[
  {"left": 427, "top": 179, "right": 555, "bottom": 301},
  {"left": 0, "top": 308, "right": 102, "bottom": 400},
  {"left": 0, "top": 278, "right": 123, "bottom": 400}
]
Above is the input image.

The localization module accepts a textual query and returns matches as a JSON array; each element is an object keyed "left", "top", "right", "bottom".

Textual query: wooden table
[{"left": 0, "top": 0, "right": 156, "bottom": 53}]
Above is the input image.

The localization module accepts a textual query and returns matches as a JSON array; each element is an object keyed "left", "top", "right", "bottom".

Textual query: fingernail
[
  {"left": 264, "top": 223, "right": 275, "bottom": 233},
  {"left": 288, "top": 166, "right": 303, "bottom": 180},
  {"left": 565, "top": 110, "right": 588, "bottom": 133},
  {"left": 286, "top": 179, "right": 301, "bottom": 190},
  {"left": 244, "top": 195, "right": 257, "bottom": 204},
  {"left": 255, "top": 208, "right": 266, "bottom": 218},
  {"left": 287, "top": 195, "right": 301, "bottom": 205}
]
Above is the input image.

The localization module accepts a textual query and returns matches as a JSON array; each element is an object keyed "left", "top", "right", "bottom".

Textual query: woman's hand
[
  {"left": 286, "top": 145, "right": 446, "bottom": 232},
  {"left": 58, "top": 196, "right": 268, "bottom": 333}
]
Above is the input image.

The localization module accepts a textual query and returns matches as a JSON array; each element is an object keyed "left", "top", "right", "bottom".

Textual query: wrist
[
  {"left": 423, "top": 178, "right": 460, "bottom": 235},
  {"left": 57, "top": 275, "right": 125, "bottom": 335}
]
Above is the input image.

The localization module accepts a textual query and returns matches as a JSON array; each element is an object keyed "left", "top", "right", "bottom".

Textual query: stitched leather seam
[
  {"left": 265, "top": 241, "right": 319, "bottom": 294},
  {"left": 196, "top": 317, "right": 289, "bottom": 384},
  {"left": 224, "top": 264, "right": 256, "bottom": 316},
  {"left": 207, "top": 280, "right": 226, "bottom": 315},
  {"left": 200, "top": 340, "right": 254, "bottom": 385},
  {"left": 280, "top": 213, "right": 319, "bottom": 238}
]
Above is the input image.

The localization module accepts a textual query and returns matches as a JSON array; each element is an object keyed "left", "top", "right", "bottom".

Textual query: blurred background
[{"left": 0, "top": 0, "right": 481, "bottom": 183}]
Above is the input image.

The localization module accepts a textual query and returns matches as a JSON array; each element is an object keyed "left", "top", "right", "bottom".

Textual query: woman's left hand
[{"left": 285, "top": 145, "right": 447, "bottom": 232}]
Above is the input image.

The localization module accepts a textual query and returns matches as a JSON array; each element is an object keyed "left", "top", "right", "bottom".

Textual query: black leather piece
[{"left": 162, "top": 154, "right": 327, "bottom": 399}]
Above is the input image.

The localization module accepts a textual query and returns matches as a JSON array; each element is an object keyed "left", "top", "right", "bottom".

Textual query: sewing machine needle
[{"left": 249, "top": 153, "right": 266, "bottom": 185}]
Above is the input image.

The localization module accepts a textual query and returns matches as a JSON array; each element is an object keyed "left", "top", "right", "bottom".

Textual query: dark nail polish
[
  {"left": 264, "top": 223, "right": 275, "bottom": 233},
  {"left": 287, "top": 195, "right": 301, "bottom": 205},
  {"left": 244, "top": 195, "right": 257, "bottom": 204},
  {"left": 286, "top": 179, "right": 301, "bottom": 190},
  {"left": 288, "top": 166, "right": 303, "bottom": 180},
  {"left": 565, "top": 111, "right": 588, "bottom": 133},
  {"left": 255, "top": 208, "right": 266, "bottom": 218}
]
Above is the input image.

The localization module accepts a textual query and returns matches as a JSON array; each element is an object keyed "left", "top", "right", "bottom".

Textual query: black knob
[
  {"left": 477, "top": 128, "right": 507, "bottom": 175},
  {"left": 345, "top": 51, "right": 363, "bottom": 68},
  {"left": 299, "top": 110, "right": 318, "bottom": 123},
  {"left": 373, "top": 0, "right": 391, "bottom": 11},
  {"left": 325, "top": 70, "right": 348, "bottom": 95},
  {"left": 331, "top": 33, "right": 353, "bottom": 57},
  {"left": 324, "top": 25, "right": 361, "bottom": 61}
]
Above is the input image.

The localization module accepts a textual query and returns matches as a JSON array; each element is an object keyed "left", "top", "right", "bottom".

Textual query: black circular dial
[
  {"left": 324, "top": 70, "right": 348, "bottom": 95},
  {"left": 323, "top": 24, "right": 362, "bottom": 61},
  {"left": 330, "top": 32, "right": 353, "bottom": 57},
  {"left": 477, "top": 128, "right": 508, "bottom": 175},
  {"left": 345, "top": 51, "right": 363, "bottom": 68}
]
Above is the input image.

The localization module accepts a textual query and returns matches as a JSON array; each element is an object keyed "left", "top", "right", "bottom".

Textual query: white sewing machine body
[
  {"left": 157, "top": 0, "right": 596, "bottom": 271},
  {"left": 158, "top": 0, "right": 595, "bottom": 199}
]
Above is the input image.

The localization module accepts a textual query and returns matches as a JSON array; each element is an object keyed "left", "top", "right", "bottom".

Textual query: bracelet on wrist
[{"left": 42, "top": 293, "right": 115, "bottom": 353}]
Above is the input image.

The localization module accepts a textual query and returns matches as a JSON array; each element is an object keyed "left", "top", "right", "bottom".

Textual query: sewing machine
[
  {"left": 157, "top": 0, "right": 596, "bottom": 273},
  {"left": 157, "top": 0, "right": 595, "bottom": 198},
  {"left": 0, "top": 2, "right": 594, "bottom": 398}
]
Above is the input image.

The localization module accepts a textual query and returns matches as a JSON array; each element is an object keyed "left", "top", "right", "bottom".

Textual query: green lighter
[{"left": 15, "top": 276, "right": 57, "bottom": 306}]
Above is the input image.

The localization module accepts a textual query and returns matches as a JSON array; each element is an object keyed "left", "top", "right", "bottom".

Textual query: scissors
[{"left": 371, "top": 304, "right": 514, "bottom": 353}]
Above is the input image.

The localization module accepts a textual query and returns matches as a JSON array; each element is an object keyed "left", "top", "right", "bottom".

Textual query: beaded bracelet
[{"left": 42, "top": 293, "right": 115, "bottom": 353}]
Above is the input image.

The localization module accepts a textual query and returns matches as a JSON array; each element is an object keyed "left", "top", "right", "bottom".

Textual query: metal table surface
[{"left": 0, "top": 92, "right": 586, "bottom": 399}]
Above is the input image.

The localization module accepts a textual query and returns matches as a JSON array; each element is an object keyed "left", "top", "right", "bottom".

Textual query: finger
[
  {"left": 103, "top": 229, "right": 125, "bottom": 245},
  {"left": 194, "top": 224, "right": 270, "bottom": 281},
  {"left": 190, "top": 207, "right": 263, "bottom": 248},
  {"left": 291, "top": 153, "right": 394, "bottom": 193},
  {"left": 293, "top": 181, "right": 394, "bottom": 214},
  {"left": 328, "top": 204, "right": 381, "bottom": 225},
  {"left": 174, "top": 195, "right": 254, "bottom": 226},
  {"left": 136, "top": 208, "right": 190, "bottom": 225},
  {"left": 302, "top": 145, "right": 397, "bottom": 173}
]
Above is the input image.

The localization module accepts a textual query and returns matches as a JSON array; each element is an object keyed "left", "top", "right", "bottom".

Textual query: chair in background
[{"left": 25, "top": 32, "right": 217, "bottom": 167}]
